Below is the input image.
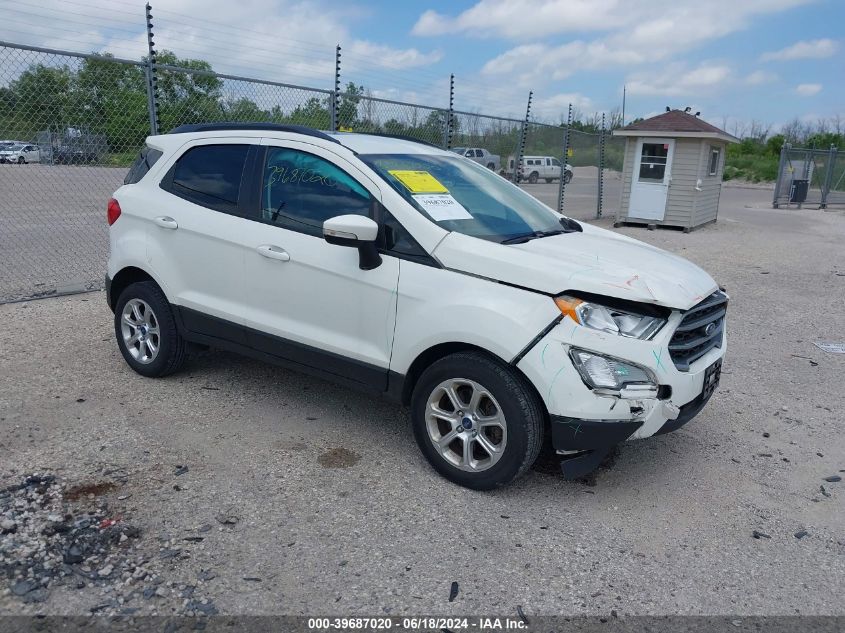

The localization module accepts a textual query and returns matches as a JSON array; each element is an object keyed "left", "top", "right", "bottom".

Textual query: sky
[{"left": 1, "top": 0, "right": 843, "bottom": 133}]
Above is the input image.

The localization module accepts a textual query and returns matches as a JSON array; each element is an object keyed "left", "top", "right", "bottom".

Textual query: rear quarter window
[{"left": 124, "top": 146, "right": 163, "bottom": 185}]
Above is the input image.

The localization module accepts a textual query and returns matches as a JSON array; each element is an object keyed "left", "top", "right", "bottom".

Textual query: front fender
[{"left": 389, "top": 263, "right": 559, "bottom": 374}]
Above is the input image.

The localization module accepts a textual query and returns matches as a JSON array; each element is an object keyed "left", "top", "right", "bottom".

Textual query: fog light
[{"left": 568, "top": 348, "right": 656, "bottom": 390}]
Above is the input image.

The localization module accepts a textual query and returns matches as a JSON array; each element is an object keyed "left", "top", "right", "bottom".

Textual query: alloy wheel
[
  {"left": 425, "top": 378, "right": 507, "bottom": 472},
  {"left": 120, "top": 298, "right": 160, "bottom": 364}
]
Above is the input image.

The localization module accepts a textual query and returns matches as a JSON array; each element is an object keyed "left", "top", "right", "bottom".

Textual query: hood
[{"left": 431, "top": 223, "right": 717, "bottom": 310}]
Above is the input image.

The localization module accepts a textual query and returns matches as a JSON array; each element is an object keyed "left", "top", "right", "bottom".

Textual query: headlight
[
  {"left": 568, "top": 348, "right": 656, "bottom": 390},
  {"left": 554, "top": 295, "right": 665, "bottom": 340}
]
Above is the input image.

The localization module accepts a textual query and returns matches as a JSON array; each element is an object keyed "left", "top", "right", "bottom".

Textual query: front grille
[{"left": 668, "top": 291, "right": 728, "bottom": 371}]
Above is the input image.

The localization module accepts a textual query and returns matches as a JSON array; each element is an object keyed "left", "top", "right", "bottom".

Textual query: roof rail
[{"left": 167, "top": 122, "right": 340, "bottom": 144}]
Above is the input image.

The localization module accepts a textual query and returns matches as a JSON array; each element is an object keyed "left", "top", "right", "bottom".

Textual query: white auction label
[{"left": 413, "top": 194, "right": 473, "bottom": 221}]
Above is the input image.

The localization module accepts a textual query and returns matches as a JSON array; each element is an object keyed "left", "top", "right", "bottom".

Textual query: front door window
[{"left": 638, "top": 143, "right": 669, "bottom": 182}]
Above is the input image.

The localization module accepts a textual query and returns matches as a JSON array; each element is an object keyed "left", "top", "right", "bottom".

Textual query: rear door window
[{"left": 161, "top": 144, "right": 250, "bottom": 213}]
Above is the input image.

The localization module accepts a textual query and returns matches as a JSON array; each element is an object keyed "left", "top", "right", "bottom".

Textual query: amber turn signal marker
[{"left": 554, "top": 295, "right": 583, "bottom": 323}]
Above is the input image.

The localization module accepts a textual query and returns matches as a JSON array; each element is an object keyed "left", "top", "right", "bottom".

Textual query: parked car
[
  {"left": 0, "top": 143, "right": 40, "bottom": 164},
  {"left": 0, "top": 139, "right": 27, "bottom": 149},
  {"left": 107, "top": 123, "right": 727, "bottom": 490},
  {"left": 504, "top": 155, "right": 573, "bottom": 184},
  {"left": 54, "top": 147, "right": 98, "bottom": 164},
  {"left": 451, "top": 147, "right": 500, "bottom": 171}
]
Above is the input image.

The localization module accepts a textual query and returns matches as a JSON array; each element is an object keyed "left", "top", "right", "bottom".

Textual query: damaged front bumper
[
  {"left": 549, "top": 390, "right": 714, "bottom": 478},
  {"left": 516, "top": 310, "right": 726, "bottom": 479}
]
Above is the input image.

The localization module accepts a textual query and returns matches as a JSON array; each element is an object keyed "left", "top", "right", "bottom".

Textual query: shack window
[{"left": 708, "top": 146, "right": 720, "bottom": 176}]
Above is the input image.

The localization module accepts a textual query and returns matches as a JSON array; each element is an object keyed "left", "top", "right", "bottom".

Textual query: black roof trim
[{"left": 167, "top": 122, "right": 340, "bottom": 144}]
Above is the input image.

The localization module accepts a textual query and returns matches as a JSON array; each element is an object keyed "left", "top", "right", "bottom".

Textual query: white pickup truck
[
  {"left": 451, "top": 147, "right": 501, "bottom": 171},
  {"left": 504, "top": 155, "right": 573, "bottom": 184}
]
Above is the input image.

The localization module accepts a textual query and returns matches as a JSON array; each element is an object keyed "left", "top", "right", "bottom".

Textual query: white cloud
[
  {"left": 626, "top": 63, "right": 732, "bottom": 96},
  {"left": 745, "top": 70, "right": 778, "bottom": 85},
  {"left": 413, "top": 0, "right": 814, "bottom": 44},
  {"left": 449, "top": 0, "right": 814, "bottom": 82},
  {"left": 481, "top": 40, "right": 644, "bottom": 85},
  {"left": 795, "top": 83, "right": 822, "bottom": 96},
  {"left": 0, "top": 0, "right": 442, "bottom": 90},
  {"left": 532, "top": 93, "right": 593, "bottom": 119},
  {"left": 412, "top": 0, "right": 623, "bottom": 39},
  {"left": 761, "top": 38, "right": 839, "bottom": 61}
]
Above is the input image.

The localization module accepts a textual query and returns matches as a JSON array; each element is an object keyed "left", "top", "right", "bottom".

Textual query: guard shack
[{"left": 613, "top": 110, "right": 738, "bottom": 231}]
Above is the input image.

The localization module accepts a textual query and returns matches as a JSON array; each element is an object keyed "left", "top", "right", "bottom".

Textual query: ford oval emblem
[{"left": 704, "top": 322, "right": 716, "bottom": 336}]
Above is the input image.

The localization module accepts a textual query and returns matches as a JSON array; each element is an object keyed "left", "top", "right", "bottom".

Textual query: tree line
[{"left": 1, "top": 50, "right": 623, "bottom": 169}]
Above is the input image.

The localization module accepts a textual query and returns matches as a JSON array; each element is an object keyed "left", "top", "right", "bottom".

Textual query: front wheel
[
  {"left": 114, "top": 281, "right": 187, "bottom": 377},
  {"left": 17, "top": 156, "right": 25, "bottom": 164},
  {"left": 486, "top": 162, "right": 495, "bottom": 170},
  {"left": 411, "top": 352, "right": 544, "bottom": 490},
  {"left": 564, "top": 171, "right": 573, "bottom": 184}
]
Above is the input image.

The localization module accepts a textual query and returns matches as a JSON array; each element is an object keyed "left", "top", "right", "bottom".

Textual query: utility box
[
  {"left": 612, "top": 110, "right": 739, "bottom": 231},
  {"left": 789, "top": 179, "right": 809, "bottom": 203}
]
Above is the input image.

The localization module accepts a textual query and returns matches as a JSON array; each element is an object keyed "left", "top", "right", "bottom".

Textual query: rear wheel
[
  {"left": 564, "top": 171, "right": 573, "bottom": 184},
  {"left": 528, "top": 171, "right": 539, "bottom": 184},
  {"left": 17, "top": 156, "right": 25, "bottom": 164},
  {"left": 114, "top": 281, "right": 186, "bottom": 377},
  {"left": 411, "top": 351, "right": 544, "bottom": 490}
]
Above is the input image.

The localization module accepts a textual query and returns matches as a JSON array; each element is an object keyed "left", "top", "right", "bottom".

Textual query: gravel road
[{"left": 1, "top": 190, "right": 844, "bottom": 618}]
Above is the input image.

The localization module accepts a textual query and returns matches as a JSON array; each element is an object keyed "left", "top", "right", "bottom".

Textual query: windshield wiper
[
  {"left": 500, "top": 217, "right": 583, "bottom": 244},
  {"left": 500, "top": 229, "right": 568, "bottom": 244}
]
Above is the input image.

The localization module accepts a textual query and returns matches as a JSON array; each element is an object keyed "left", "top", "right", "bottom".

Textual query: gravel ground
[{"left": 1, "top": 189, "right": 844, "bottom": 618}]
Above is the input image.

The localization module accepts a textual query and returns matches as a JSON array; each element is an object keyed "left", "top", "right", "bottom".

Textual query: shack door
[{"left": 629, "top": 138, "right": 674, "bottom": 221}]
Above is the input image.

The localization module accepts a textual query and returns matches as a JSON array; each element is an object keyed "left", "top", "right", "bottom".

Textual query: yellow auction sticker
[{"left": 388, "top": 170, "right": 448, "bottom": 194}]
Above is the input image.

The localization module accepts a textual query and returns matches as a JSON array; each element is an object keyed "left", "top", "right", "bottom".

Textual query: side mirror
[{"left": 323, "top": 215, "right": 382, "bottom": 270}]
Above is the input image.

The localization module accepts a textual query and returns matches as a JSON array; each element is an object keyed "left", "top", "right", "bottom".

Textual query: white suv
[{"left": 107, "top": 123, "right": 727, "bottom": 489}]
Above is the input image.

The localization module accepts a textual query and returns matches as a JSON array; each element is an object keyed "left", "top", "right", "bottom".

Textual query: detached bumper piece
[{"left": 550, "top": 417, "right": 642, "bottom": 480}]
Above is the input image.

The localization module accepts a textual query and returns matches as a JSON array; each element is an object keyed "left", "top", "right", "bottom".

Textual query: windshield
[
  {"left": 6, "top": 145, "right": 24, "bottom": 151},
  {"left": 360, "top": 153, "right": 565, "bottom": 243}
]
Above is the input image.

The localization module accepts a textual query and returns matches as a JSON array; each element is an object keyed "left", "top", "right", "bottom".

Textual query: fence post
[
  {"left": 144, "top": 3, "right": 159, "bottom": 135},
  {"left": 597, "top": 112, "right": 606, "bottom": 219},
  {"left": 772, "top": 142, "right": 790, "bottom": 208},
  {"left": 512, "top": 91, "right": 532, "bottom": 184},
  {"left": 557, "top": 103, "right": 572, "bottom": 213},
  {"left": 330, "top": 44, "right": 341, "bottom": 131},
  {"left": 820, "top": 144, "right": 837, "bottom": 209},
  {"left": 444, "top": 73, "right": 455, "bottom": 150}
]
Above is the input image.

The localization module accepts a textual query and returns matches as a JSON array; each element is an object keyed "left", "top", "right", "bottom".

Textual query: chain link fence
[
  {"left": 1, "top": 41, "right": 612, "bottom": 303},
  {"left": 773, "top": 144, "right": 844, "bottom": 209},
  {"left": 339, "top": 93, "right": 450, "bottom": 147}
]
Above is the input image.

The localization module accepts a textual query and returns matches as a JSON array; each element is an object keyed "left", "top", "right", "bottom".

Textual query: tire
[
  {"left": 564, "top": 171, "right": 573, "bottom": 184},
  {"left": 411, "top": 351, "right": 544, "bottom": 490},
  {"left": 544, "top": 178, "right": 553, "bottom": 183},
  {"left": 18, "top": 156, "right": 25, "bottom": 164},
  {"left": 528, "top": 171, "right": 539, "bottom": 184},
  {"left": 114, "top": 281, "right": 187, "bottom": 378},
  {"left": 486, "top": 162, "right": 495, "bottom": 170}
]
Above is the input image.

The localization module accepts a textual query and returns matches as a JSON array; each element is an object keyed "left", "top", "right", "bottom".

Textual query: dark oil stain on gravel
[
  {"left": 64, "top": 481, "right": 118, "bottom": 501},
  {"left": 317, "top": 447, "right": 361, "bottom": 469}
]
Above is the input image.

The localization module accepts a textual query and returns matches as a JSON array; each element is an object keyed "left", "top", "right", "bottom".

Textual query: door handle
[
  {"left": 153, "top": 216, "right": 178, "bottom": 229},
  {"left": 256, "top": 245, "right": 291, "bottom": 262}
]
